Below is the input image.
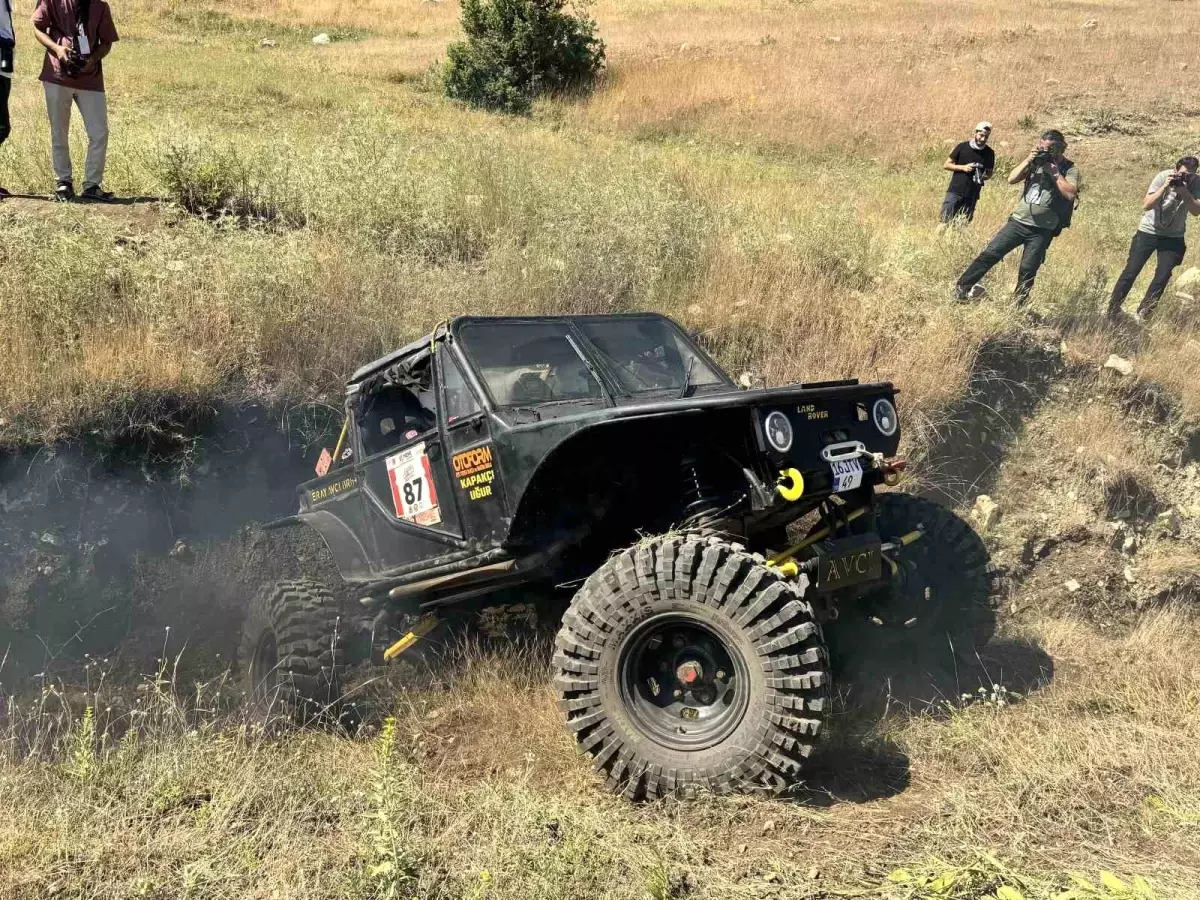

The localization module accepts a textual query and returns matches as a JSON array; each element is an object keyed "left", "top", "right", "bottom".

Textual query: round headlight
[
  {"left": 873, "top": 398, "right": 898, "bottom": 436},
  {"left": 764, "top": 411, "right": 793, "bottom": 453}
]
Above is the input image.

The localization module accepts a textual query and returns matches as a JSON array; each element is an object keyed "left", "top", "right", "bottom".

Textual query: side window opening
[
  {"left": 357, "top": 357, "right": 437, "bottom": 457},
  {"left": 441, "top": 350, "right": 482, "bottom": 424}
]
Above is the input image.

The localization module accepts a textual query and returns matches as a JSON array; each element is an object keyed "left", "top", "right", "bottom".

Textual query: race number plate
[
  {"left": 830, "top": 458, "right": 863, "bottom": 493},
  {"left": 386, "top": 443, "right": 442, "bottom": 526}
]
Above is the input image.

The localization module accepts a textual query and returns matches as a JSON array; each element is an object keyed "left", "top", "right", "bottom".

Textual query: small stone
[
  {"left": 1103, "top": 354, "right": 1134, "bottom": 376},
  {"left": 762, "top": 819, "right": 776, "bottom": 833},
  {"left": 763, "top": 872, "right": 780, "bottom": 883},
  {"left": 1124, "top": 566, "right": 1137, "bottom": 584},
  {"left": 169, "top": 540, "right": 192, "bottom": 561},
  {"left": 1156, "top": 508, "right": 1182, "bottom": 536},
  {"left": 807, "top": 866, "right": 820, "bottom": 880},
  {"left": 1176, "top": 267, "right": 1200, "bottom": 293},
  {"left": 1064, "top": 579, "right": 1082, "bottom": 593},
  {"left": 972, "top": 495, "right": 1001, "bottom": 532},
  {"left": 312, "top": 32, "right": 332, "bottom": 45},
  {"left": 1122, "top": 533, "right": 1138, "bottom": 554},
  {"left": 39, "top": 531, "right": 61, "bottom": 547},
  {"left": 1082, "top": 19, "right": 1098, "bottom": 30},
  {"left": 259, "top": 38, "right": 277, "bottom": 48}
]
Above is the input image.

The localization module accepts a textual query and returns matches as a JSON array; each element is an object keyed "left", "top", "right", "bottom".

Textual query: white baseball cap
[{"left": 975, "top": 121, "right": 993, "bottom": 132}]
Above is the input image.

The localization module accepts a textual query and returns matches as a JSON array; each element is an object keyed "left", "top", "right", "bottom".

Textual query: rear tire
[
  {"left": 239, "top": 578, "right": 349, "bottom": 725},
  {"left": 554, "top": 535, "right": 829, "bottom": 800}
]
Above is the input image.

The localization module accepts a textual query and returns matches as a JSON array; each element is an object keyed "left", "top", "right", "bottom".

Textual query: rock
[
  {"left": 1064, "top": 579, "right": 1082, "bottom": 593},
  {"left": 1103, "top": 354, "right": 1134, "bottom": 376},
  {"left": 38, "top": 531, "right": 61, "bottom": 548},
  {"left": 1124, "top": 566, "right": 1137, "bottom": 584},
  {"left": 312, "top": 32, "right": 332, "bottom": 45},
  {"left": 807, "top": 866, "right": 821, "bottom": 880},
  {"left": 762, "top": 819, "right": 777, "bottom": 834},
  {"left": 1121, "top": 533, "right": 1138, "bottom": 554},
  {"left": 259, "top": 38, "right": 277, "bottom": 48},
  {"left": 169, "top": 540, "right": 193, "bottom": 561},
  {"left": 971, "top": 495, "right": 1001, "bottom": 532},
  {"left": 1176, "top": 267, "right": 1200, "bottom": 292},
  {"left": 1156, "top": 508, "right": 1182, "bottom": 537},
  {"left": 1082, "top": 19, "right": 1098, "bottom": 30}
]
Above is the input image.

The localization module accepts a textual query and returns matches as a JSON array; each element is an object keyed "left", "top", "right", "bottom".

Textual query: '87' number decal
[{"left": 386, "top": 443, "right": 442, "bottom": 526}]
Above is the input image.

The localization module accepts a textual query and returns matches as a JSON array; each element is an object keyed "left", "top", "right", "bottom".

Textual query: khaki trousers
[{"left": 43, "top": 81, "right": 109, "bottom": 189}]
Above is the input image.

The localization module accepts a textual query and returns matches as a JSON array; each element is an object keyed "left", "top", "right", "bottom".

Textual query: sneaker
[
  {"left": 80, "top": 184, "right": 116, "bottom": 203},
  {"left": 54, "top": 181, "right": 75, "bottom": 202}
]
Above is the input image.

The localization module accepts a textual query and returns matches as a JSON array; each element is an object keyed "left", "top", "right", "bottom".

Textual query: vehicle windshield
[
  {"left": 577, "top": 317, "right": 724, "bottom": 395},
  {"left": 457, "top": 321, "right": 604, "bottom": 407}
]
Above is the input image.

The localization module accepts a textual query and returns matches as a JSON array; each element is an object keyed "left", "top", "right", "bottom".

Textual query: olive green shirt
[{"left": 1012, "top": 161, "right": 1080, "bottom": 231}]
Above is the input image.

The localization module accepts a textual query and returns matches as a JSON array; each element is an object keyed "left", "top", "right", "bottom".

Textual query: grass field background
[{"left": 2, "top": 0, "right": 1200, "bottom": 896}]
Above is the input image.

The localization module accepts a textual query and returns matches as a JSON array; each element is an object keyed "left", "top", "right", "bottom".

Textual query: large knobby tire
[
  {"left": 839, "top": 493, "right": 997, "bottom": 659},
  {"left": 554, "top": 534, "right": 829, "bottom": 800},
  {"left": 239, "top": 578, "right": 348, "bottom": 725}
]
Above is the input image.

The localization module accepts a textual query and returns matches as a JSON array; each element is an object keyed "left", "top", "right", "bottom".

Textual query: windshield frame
[{"left": 450, "top": 314, "right": 733, "bottom": 410}]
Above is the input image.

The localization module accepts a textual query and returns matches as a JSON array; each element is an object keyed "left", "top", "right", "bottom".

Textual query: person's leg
[
  {"left": 1013, "top": 228, "right": 1054, "bottom": 305},
  {"left": 1137, "top": 237, "right": 1186, "bottom": 320},
  {"left": 959, "top": 194, "right": 979, "bottom": 223},
  {"left": 957, "top": 219, "right": 1028, "bottom": 294},
  {"left": 43, "top": 82, "right": 75, "bottom": 190},
  {"left": 939, "top": 192, "right": 962, "bottom": 224},
  {"left": 0, "top": 77, "right": 11, "bottom": 149},
  {"left": 1108, "top": 231, "right": 1155, "bottom": 318},
  {"left": 74, "top": 89, "right": 110, "bottom": 193}
]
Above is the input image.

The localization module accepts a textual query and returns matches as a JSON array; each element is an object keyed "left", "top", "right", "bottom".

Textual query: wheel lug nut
[
  {"left": 715, "top": 670, "right": 726, "bottom": 681},
  {"left": 673, "top": 689, "right": 683, "bottom": 699},
  {"left": 672, "top": 635, "right": 686, "bottom": 649}
]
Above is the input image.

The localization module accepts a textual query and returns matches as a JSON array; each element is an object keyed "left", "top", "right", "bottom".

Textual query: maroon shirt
[{"left": 32, "top": 0, "right": 118, "bottom": 92}]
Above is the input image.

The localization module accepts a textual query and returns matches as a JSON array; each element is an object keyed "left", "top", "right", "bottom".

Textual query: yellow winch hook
[{"left": 777, "top": 468, "right": 805, "bottom": 502}]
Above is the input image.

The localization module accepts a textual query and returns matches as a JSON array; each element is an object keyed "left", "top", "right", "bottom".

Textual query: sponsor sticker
[
  {"left": 386, "top": 443, "right": 442, "bottom": 526},
  {"left": 452, "top": 445, "right": 496, "bottom": 502}
]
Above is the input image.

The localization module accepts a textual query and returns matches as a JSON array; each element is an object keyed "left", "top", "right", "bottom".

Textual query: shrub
[{"left": 444, "top": 0, "right": 605, "bottom": 114}]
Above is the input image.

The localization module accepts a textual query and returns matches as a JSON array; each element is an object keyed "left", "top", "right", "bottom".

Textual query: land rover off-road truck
[{"left": 242, "top": 313, "right": 994, "bottom": 800}]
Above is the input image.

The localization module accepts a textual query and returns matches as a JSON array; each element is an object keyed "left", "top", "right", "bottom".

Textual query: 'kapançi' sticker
[{"left": 386, "top": 443, "right": 442, "bottom": 526}]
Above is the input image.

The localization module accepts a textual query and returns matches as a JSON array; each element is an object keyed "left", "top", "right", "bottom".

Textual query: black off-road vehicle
[{"left": 243, "top": 313, "right": 993, "bottom": 799}]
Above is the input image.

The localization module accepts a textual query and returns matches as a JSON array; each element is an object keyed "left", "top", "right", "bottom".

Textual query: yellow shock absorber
[
  {"left": 384, "top": 615, "right": 441, "bottom": 661},
  {"left": 331, "top": 418, "right": 349, "bottom": 466},
  {"left": 777, "top": 468, "right": 805, "bottom": 502}
]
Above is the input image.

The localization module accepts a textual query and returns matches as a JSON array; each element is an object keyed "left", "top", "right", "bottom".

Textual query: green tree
[{"left": 444, "top": 0, "right": 605, "bottom": 114}]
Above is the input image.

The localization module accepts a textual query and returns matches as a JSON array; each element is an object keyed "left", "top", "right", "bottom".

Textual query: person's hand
[
  {"left": 1044, "top": 161, "right": 1061, "bottom": 178},
  {"left": 53, "top": 43, "right": 71, "bottom": 62},
  {"left": 80, "top": 57, "right": 99, "bottom": 75}
]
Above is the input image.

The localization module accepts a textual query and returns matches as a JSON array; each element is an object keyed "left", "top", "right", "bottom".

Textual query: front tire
[{"left": 553, "top": 535, "right": 829, "bottom": 800}]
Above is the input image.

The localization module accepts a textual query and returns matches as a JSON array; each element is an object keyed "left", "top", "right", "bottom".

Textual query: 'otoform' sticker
[
  {"left": 386, "top": 443, "right": 442, "bottom": 526},
  {"left": 452, "top": 444, "right": 495, "bottom": 501}
]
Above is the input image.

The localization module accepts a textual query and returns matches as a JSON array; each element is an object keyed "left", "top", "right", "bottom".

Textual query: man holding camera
[
  {"left": 31, "top": 0, "right": 119, "bottom": 202},
  {"left": 940, "top": 122, "right": 995, "bottom": 225},
  {"left": 1106, "top": 157, "right": 1200, "bottom": 323},
  {"left": 955, "top": 129, "right": 1080, "bottom": 306}
]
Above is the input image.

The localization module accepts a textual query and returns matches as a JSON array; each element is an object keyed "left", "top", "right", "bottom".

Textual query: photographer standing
[
  {"left": 31, "top": 0, "right": 119, "bottom": 202},
  {"left": 1107, "top": 157, "right": 1200, "bottom": 323},
  {"left": 940, "top": 122, "right": 995, "bottom": 225},
  {"left": 0, "top": 0, "right": 13, "bottom": 198},
  {"left": 955, "top": 129, "right": 1080, "bottom": 306}
]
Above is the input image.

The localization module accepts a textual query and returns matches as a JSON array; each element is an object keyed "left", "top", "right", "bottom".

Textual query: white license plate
[{"left": 830, "top": 458, "right": 863, "bottom": 493}]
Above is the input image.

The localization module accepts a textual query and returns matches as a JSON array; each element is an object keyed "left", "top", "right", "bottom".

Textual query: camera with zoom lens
[
  {"left": 63, "top": 48, "right": 90, "bottom": 76},
  {"left": 1031, "top": 149, "right": 1056, "bottom": 166},
  {"left": 1169, "top": 171, "right": 1194, "bottom": 188}
]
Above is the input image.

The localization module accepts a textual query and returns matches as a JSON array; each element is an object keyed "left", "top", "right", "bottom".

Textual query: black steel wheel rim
[
  {"left": 618, "top": 613, "right": 750, "bottom": 751},
  {"left": 249, "top": 630, "right": 280, "bottom": 701}
]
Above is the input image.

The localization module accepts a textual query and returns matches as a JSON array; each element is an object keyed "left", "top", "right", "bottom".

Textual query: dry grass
[{"left": 2, "top": 613, "right": 1199, "bottom": 899}]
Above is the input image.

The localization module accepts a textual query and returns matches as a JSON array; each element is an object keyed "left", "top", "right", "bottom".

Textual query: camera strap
[{"left": 75, "top": 0, "right": 92, "bottom": 53}]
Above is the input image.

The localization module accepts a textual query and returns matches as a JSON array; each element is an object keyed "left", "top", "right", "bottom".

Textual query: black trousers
[
  {"left": 1108, "top": 230, "right": 1186, "bottom": 319},
  {"left": 940, "top": 190, "right": 979, "bottom": 223},
  {"left": 0, "top": 76, "right": 10, "bottom": 150},
  {"left": 957, "top": 217, "right": 1056, "bottom": 304}
]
